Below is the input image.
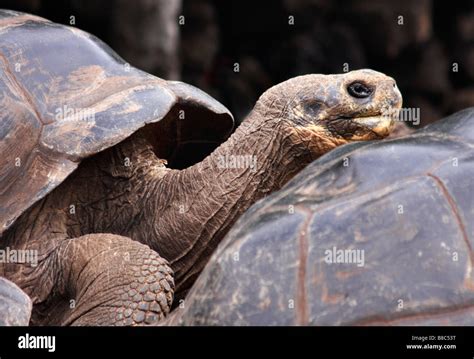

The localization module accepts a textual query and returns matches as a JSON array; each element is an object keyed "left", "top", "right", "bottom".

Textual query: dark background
[{"left": 2, "top": 0, "right": 473, "bottom": 126}]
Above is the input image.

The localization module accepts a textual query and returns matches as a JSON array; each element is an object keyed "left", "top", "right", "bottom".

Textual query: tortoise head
[{"left": 256, "top": 69, "right": 402, "bottom": 156}]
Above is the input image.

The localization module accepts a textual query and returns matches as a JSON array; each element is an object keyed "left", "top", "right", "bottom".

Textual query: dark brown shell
[
  {"left": 169, "top": 108, "right": 474, "bottom": 325},
  {"left": 0, "top": 10, "right": 233, "bottom": 234}
]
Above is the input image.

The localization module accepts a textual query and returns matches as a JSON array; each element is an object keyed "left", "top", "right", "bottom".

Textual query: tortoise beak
[
  {"left": 352, "top": 115, "right": 395, "bottom": 138},
  {"left": 351, "top": 82, "right": 403, "bottom": 139}
]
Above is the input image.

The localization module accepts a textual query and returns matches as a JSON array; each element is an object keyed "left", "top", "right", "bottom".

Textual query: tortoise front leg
[{"left": 32, "top": 234, "right": 174, "bottom": 326}]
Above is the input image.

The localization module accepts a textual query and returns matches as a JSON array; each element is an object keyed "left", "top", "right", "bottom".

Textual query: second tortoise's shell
[
  {"left": 169, "top": 108, "right": 474, "bottom": 325},
  {"left": 0, "top": 10, "right": 233, "bottom": 234}
]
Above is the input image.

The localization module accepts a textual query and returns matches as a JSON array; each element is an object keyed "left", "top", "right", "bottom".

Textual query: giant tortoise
[
  {"left": 0, "top": 10, "right": 401, "bottom": 325},
  {"left": 168, "top": 107, "right": 474, "bottom": 325}
]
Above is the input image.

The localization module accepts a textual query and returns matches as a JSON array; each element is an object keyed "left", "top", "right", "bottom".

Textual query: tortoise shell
[
  {"left": 0, "top": 277, "right": 31, "bottom": 326},
  {"left": 0, "top": 10, "right": 233, "bottom": 234},
  {"left": 170, "top": 107, "right": 474, "bottom": 325}
]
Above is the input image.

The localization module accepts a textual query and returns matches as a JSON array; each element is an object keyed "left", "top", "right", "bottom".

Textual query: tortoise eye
[{"left": 347, "top": 82, "right": 373, "bottom": 98}]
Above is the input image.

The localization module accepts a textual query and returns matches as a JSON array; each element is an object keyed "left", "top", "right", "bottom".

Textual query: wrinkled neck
[{"left": 152, "top": 107, "right": 313, "bottom": 297}]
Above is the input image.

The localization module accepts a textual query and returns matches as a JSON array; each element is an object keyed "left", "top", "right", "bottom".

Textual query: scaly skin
[{"left": 1, "top": 69, "right": 402, "bottom": 325}]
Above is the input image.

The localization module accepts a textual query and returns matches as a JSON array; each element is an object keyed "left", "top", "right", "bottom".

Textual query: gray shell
[
  {"left": 170, "top": 107, "right": 474, "bottom": 326},
  {"left": 0, "top": 277, "right": 32, "bottom": 326},
  {"left": 0, "top": 10, "right": 233, "bottom": 235}
]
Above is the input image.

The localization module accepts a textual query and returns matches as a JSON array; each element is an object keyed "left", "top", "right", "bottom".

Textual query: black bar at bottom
[{"left": 0, "top": 326, "right": 472, "bottom": 358}]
